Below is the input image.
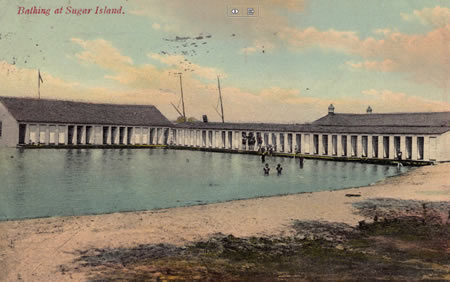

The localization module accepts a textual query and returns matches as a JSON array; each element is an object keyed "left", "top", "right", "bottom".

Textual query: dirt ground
[{"left": 0, "top": 163, "right": 449, "bottom": 281}]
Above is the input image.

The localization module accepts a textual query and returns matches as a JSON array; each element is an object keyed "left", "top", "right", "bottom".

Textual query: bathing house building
[
  {"left": 1, "top": 97, "right": 449, "bottom": 163},
  {"left": 0, "top": 97, "right": 173, "bottom": 147}
]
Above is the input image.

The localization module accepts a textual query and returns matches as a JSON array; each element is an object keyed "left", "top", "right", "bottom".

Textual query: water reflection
[{"left": 0, "top": 148, "right": 407, "bottom": 221}]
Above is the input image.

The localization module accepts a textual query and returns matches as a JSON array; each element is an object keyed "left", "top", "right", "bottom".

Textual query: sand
[{"left": 0, "top": 163, "right": 449, "bottom": 281}]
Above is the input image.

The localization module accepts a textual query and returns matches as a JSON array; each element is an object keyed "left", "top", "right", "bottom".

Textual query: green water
[{"left": 0, "top": 148, "right": 407, "bottom": 221}]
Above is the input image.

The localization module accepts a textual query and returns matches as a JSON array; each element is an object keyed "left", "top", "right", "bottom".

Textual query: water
[{"left": 0, "top": 148, "right": 408, "bottom": 221}]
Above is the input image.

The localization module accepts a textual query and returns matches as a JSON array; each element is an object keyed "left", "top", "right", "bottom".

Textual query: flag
[{"left": 38, "top": 70, "right": 44, "bottom": 84}]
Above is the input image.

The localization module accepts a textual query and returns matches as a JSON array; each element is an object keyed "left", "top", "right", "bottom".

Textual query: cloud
[
  {"left": 71, "top": 38, "right": 224, "bottom": 95},
  {"left": 2, "top": 59, "right": 448, "bottom": 124},
  {"left": 259, "top": 87, "right": 319, "bottom": 105},
  {"left": 7, "top": 34, "right": 447, "bottom": 125},
  {"left": 68, "top": 38, "right": 329, "bottom": 122},
  {"left": 10, "top": 4, "right": 450, "bottom": 123},
  {"left": 71, "top": 38, "right": 133, "bottom": 70},
  {"left": 279, "top": 24, "right": 450, "bottom": 91},
  {"left": 148, "top": 53, "right": 224, "bottom": 80},
  {"left": 401, "top": 6, "right": 450, "bottom": 28},
  {"left": 63, "top": 29, "right": 450, "bottom": 117},
  {"left": 151, "top": 23, "right": 161, "bottom": 30},
  {"left": 265, "top": 0, "right": 306, "bottom": 12},
  {"left": 129, "top": 1, "right": 448, "bottom": 95},
  {"left": 373, "top": 28, "right": 392, "bottom": 35},
  {"left": 216, "top": 86, "right": 328, "bottom": 122},
  {"left": 240, "top": 40, "right": 276, "bottom": 55},
  {"left": 355, "top": 89, "right": 450, "bottom": 112},
  {"left": 0, "top": 60, "right": 329, "bottom": 123},
  {"left": 240, "top": 46, "right": 259, "bottom": 54},
  {"left": 279, "top": 27, "right": 361, "bottom": 52},
  {"left": 129, "top": 0, "right": 305, "bottom": 44},
  {"left": 346, "top": 59, "right": 396, "bottom": 72},
  {"left": 0, "top": 60, "right": 176, "bottom": 104},
  {"left": 0, "top": 61, "right": 80, "bottom": 98},
  {"left": 72, "top": 38, "right": 164, "bottom": 89}
]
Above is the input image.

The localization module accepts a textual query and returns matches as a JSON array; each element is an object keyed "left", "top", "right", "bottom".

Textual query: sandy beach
[{"left": 0, "top": 163, "right": 449, "bottom": 281}]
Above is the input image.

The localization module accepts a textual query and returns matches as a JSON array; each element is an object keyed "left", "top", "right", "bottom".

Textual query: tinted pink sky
[{"left": 1, "top": 0, "right": 449, "bottom": 122}]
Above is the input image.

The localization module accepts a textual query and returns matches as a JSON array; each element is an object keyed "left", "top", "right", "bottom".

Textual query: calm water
[{"left": 0, "top": 148, "right": 408, "bottom": 221}]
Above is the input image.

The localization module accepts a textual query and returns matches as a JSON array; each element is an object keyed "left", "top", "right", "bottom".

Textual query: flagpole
[
  {"left": 217, "top": 75, "right": 224, "bottom": 123},
  {"left": 38, "top": 69, "right": 40, "bottom": 99},
  {"left": 179, "top": 73, "right": 186, "bottom": 122}
]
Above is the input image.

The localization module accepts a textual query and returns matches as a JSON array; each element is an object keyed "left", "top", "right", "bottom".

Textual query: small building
[{"left": 0, "top": 97, "right": 173, "bottom": 146}]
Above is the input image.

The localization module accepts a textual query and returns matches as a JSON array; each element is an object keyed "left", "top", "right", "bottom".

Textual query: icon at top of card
[{"left": 228, "top": 6, "right": 258, "bottom": 17}]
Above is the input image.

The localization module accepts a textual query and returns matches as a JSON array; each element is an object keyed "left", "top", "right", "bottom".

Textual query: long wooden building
[
  {"left": 1, "top": 97, "right": 449, "bottom": 163},
  {"left": 0, "top": 97, "right": 173, "bottom": 146}
]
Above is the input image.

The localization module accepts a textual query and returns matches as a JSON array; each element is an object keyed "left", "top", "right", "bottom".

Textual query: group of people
[
  {"left": 263, "top": 163, "right": 283, "bottom": 176},
  {"left": 260, "top": 147, "right": 404, "bottom": 175},
  {"left": 259, "top": 145, "right": 275, "bottom": 157},
  {"left": 261, "top": 145, "right": 305, "bottom": 176}
]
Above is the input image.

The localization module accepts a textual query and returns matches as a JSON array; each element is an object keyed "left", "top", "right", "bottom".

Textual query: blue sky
[{"left": 0, "top": 0, "right": 449, "bottom": 122}]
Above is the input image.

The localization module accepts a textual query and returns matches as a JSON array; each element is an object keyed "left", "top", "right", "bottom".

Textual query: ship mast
[{"left": 179, "top": 73, "right": 186, "bottom": 122}]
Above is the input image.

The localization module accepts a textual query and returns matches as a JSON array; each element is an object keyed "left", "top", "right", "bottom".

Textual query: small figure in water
[
  {"left": 397, "top": 151, "right": 403, "bottom": 169},
  {"left": 261, "top": 152, "right": 266, "bottom": 163},
  {"left": 299, "top": 156, "right": 304, "bottom": 169},
  {"left": 276, "top": 164, "right": 283, "bottom": 175},
  {"left": 263, "top": 163, "right": 270, "bottom": 175}
]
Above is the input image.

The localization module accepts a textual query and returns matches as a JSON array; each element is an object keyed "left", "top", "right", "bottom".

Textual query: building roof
[
  {"left": 306, "top": 112, "right": 450, "bottom": 134},
  {"left": 0, "top": 97, "right": 173, "bottom": 126},
  {"left": 1, "top": 96, "right": 448, "bottom": 135},
  {"left": 312, "top": 112, "right": 450, "bottom": 127},
  {"left": 176, "top": 113, "right": 450, "bottom": 134},
  {"left": 176, "top": 122, "right": 303, "bottom": 132}
]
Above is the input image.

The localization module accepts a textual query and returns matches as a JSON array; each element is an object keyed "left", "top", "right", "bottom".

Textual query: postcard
[{"left": 1, "top": 0, "right": 449, "bottom": 280}]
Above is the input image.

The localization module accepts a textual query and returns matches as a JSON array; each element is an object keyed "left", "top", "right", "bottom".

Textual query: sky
[{"left": 0, "top": 0, "right": 449, "bottom": 122}]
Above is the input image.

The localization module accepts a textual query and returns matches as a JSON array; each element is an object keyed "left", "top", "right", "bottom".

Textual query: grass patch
[{"left": 68, "top": 215, "right": 449, "bottom": 280}]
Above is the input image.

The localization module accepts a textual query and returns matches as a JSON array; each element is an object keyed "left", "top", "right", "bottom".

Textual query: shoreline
[{"left": 0, "top": 163, "right": 448, "bottom": 281}]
